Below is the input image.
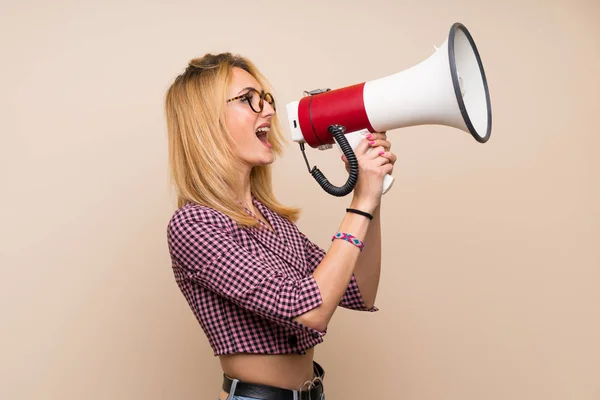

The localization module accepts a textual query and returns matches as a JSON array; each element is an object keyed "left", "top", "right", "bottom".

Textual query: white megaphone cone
[{"left": 285, "top": 22, "right": 492, "bottom": 197}]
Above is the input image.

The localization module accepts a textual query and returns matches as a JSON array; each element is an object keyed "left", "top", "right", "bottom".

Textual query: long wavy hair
[{"left": 164, "top": 53, "right": 300, "bottom": 227}]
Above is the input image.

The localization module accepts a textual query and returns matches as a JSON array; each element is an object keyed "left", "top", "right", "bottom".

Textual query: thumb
[{"left": 353, "top": 136, "right": 371, "bottom": 157}]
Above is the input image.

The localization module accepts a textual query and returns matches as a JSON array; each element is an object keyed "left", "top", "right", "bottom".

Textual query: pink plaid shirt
[{"left": 167, "top": 195, "right": 378, "bottom": 356}]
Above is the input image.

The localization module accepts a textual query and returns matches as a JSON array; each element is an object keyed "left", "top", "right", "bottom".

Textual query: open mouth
[{"left": 256, "top": 126, "right": 270, "bottom": 145}]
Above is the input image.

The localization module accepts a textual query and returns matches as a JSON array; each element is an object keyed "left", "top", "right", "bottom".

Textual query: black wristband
[{"left": 346, "top": 208, "right": 373, "bottom": 220}]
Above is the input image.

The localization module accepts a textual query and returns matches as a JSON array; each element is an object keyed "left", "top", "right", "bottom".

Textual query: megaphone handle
[
  {"left": 340, "top": 130, "right": 395, "bottom": 195},
  {"left": 382, "top": 174, "right": 395, "bottom": 194}
]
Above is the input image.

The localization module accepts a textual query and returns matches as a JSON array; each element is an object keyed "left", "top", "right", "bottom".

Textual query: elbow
[{"left": 293, "top": 309, "right": 329, "bottom": 333}]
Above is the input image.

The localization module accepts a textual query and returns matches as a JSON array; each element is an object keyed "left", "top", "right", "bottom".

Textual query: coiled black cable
[{"left": 309, "top": 124, "right": 359, "bottom": 197}]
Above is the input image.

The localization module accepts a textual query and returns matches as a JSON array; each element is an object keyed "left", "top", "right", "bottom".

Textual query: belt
[{"left": 222, "top": 361, "right": 325, "bottom": 400}]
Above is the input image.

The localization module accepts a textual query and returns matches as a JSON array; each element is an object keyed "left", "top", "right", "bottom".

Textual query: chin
[
  {"left": 248, "top": 156, "right": 275, "bottom": 168},
  {"left": 258, "top": 156, "right": 275, "bottom": 166},
  {"left": 259, "top": 148, "right": 276, "bottom": 164}
]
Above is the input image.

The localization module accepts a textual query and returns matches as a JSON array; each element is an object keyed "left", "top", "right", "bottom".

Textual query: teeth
[{"left": 256, "top": 127, "right": 270, "bottom": 134}]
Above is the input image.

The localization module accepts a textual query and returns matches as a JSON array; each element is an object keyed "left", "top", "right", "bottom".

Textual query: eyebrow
[{"left": 237, "top": 86, "right": 260, "bottom": 94}]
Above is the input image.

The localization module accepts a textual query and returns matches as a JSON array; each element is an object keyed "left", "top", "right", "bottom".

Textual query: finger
[
  {"left": 382, "top": 163, "right": 394, "bottom": 175},
  {"left": 372, "top": 153, "right": 392, "bottom": 166},
  {"left": 364, "top": 146, "right": 386, "bottom": 160},
  {"left": 340, "top": 156, "right": 351, "bottom": 173},
  {"left": 367, "top": 139, "right": 391, "bottom": 151},
  {"left": 353, "top": 136, "right": 371, "bottom": 157},
  {"left": 377, "top": 151, "right": 396, "bottom": 162},
  {"left": 341, "top": 154, "right": 355, "bottom": 165},
  {"left": 366, "top": 131, "right": 387, "bottom": 141},
  {"left": 354, "top": 131, "right": 385, "bottom": 156},
  {"left": 370, "top": 151, "right": 396, "bottom": 168}
]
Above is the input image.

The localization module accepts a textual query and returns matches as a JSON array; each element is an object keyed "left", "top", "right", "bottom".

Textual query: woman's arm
[
  {"left": 293, "top": 206, "right": 373, "bottom": 332},
  {"left": 350, "top": 204, "right": 381, "bottom": 309},
  {"left": 294, "top": 132, "right": 395, "bottom": 331}
]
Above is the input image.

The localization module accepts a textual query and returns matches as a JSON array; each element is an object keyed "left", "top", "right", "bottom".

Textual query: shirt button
[
  {"left": 287, "top": 334, "right": 298, "bottom": 347},
  {"left": 312, "top": 332, "right": 320, "bottom": 338}
]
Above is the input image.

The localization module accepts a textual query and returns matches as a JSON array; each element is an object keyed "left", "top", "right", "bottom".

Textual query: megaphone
[{"left": 285, "top": 22, "right": 492, "bottom": 197}]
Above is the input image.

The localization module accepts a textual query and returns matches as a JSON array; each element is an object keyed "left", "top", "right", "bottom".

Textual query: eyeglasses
[{"left": 226, "top": 88, "right": 276, "bottom": 113}]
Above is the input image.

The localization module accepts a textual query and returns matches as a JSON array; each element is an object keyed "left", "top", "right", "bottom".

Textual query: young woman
[{"left": 164, "top": 53, "right": 396, "bottom": 400}]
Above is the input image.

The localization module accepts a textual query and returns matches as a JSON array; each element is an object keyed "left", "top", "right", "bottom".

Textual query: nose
[{"left": 261, "top": 100, "right": 276, "bottom": 117}]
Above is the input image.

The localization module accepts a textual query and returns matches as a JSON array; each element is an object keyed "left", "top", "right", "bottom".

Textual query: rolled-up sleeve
[
  {"left": 300, "top": 231, "right": 378, "bottom": 312},
  {"left": 167, "top": 211, "right": 326, "bottom": 336}
]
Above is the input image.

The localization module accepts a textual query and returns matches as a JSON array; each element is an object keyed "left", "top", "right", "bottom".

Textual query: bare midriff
[{"left": 218, "top": 348, "right": 316, "bottom": 400}]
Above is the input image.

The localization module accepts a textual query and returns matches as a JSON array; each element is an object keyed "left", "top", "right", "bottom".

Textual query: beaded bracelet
[{"left": 331, "top": 232, "right": 365, "bottom": 251}]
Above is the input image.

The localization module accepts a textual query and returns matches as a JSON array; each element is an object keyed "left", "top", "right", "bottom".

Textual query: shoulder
[{"left": 167, "top": 202, "right": 235, "bottom": 235}]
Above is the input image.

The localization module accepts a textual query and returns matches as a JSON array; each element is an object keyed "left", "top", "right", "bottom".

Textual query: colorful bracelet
[{"left": 331, "top": 232, "right": 365, "bottom": 251}]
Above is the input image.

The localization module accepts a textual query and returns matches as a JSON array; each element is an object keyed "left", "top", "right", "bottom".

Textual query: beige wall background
[{"left": 2, "top": 0, "right": 599, "bottom": 399}]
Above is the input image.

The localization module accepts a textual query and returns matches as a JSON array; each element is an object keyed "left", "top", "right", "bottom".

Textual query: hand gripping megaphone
[{"left": 285, "top": 22, "right": 492, "bottom": 197}]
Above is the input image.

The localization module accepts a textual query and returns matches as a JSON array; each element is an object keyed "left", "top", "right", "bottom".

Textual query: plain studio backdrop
[{"left": 1, "top": 0, "right": 599, "bottom": 399}]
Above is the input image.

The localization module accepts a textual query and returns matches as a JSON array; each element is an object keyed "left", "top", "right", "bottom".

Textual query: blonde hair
[{"left": 164, "top": 52, "right": 301, "bottom": 227}]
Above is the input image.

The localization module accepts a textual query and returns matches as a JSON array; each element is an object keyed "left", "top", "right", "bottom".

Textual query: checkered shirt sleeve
[
  {"left": 300, "top": 231, "right": 379, "bottom": 312},
  {"left": 167, "top": 208, "right": 325, "bottom": 335}
]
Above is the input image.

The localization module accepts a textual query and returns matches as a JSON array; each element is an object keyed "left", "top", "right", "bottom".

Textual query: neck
[{"left": 236, "top": 165, "right": 253, "bottom": 210}]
